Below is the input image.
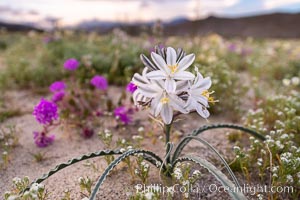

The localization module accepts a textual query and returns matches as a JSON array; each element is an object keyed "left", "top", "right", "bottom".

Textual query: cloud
[
  {"left": 1, "top": 0, "right": 300, "bottom": 26},
  {"left": 28, "top": 10, "right": 39, "bottom": 15},
  {"left": 0, "top": 5, "right": 40, "bottom": 16},
  {"left": 0, "top": 6, "right": 22, "bottom": 15},
  {"left": 263, "top": 0, "right": 300, "bottom": 9},
  {"left": 0, "top": 5, "right": 41, "bottom": 24},
  {"left": 202, "top": 0, "right": 240, "bottom": 8},
  {"left": 218, "top": 0, "right": 300, "bottom": 17},
  {"left": 186, "top": 0, "right": 240, "bottom": 18}
]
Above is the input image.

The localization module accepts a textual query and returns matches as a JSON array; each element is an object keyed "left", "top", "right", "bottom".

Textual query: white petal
[
  {"left": 177, "top": 53, "right": 195, "bottom": 71},
  {"left": 176, "top": 80, "right": 189, "bottom": 92},
  {"left": 146, "top": 70, "right": 167, "bottom": 80},
  {"left": 194, "top": 77, "right": 211, "bottom": 90},
  {"left": 161, "top": 104, "right": 173, "bottom": 124},
  {"left": 152, "top": 80, "right": 165, "bottom": 89},
  {"left": 164, "top": 79, "right": 177, "bottom": 93},
  {"left": 173, "top": 71, "right": 195, "bottom": 80},
  {"left": 192, "top": 88, "right": 205, "bottom": 94},
  {"left": 132, "top": 90, "right": 139, "bottom": 105},
  {"left": 138, "top": 84, "right": 158, "bottom": 98},
  {"left": 140, "top": 54, "right": 158, "bottom": 71},
  {"left": 169, "top": 94, "right": 188, "bottom": 114},
  {"left": 166, "top": 47, "right": 177, "bottom": 66},
  {"left": 151, "top": 93, "right": 163, "bottom": 116},
  {"left": 193, "top": 95, "right": 209, "bottom": 107},
  {"left": 193, "top": 72, "right": 203, "bottom": 85},
  {"left": 151, "top": 52, "right": 169, "bottom": 73},
  {"left": 196, "top": 106, "right": 210, "bottom": 118},
  {"left": 154, "top": 102, "right": 163, "bottom": 117},
  {"left": 185, "top": 97, "right": 193, "bottom": 110},
  {"left": 132, "top": 73, "right": 148, "bottom": 86},
  {"left": 185, "top": 96, "right": 201, "bottom": 110},
  {"left": 142, "top": 67, "right": 149, "bottom": 76}
]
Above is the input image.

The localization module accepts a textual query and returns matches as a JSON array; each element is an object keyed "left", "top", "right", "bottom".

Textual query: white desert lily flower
[
  {"left": 136, "top": 80, "right": 187, "bottom": 124},
  {"left": 146, "top": 47, "right": 195, "bottom": 93},
  {"left": 185, "top": 68, "right": 212, "bottom": 118},
  {"left": 131, "top": 46, "right": 214, "bottom": 123}
]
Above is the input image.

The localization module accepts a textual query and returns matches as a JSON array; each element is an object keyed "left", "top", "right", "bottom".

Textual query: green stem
[{"left": 164, "top": 123, "right": 172, "bottom": 165}]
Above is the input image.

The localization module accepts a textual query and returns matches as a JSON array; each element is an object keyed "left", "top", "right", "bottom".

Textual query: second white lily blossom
[
  {"left": 185, "top": 68, "right": 212, "bottom": 118},
  {"left": 131, "top": 46, "right": 215, "bottom": 124}
]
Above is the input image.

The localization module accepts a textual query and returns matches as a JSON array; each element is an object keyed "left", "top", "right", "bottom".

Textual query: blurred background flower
[
  {"left": 114, "top": 106, "right": 133, "bottom": 125},
  {"left": 64, "top": 58, "right": 80, "bottom": 71},
  {"left": 90, "top": 75, "right": 108, "bottom": 90}
]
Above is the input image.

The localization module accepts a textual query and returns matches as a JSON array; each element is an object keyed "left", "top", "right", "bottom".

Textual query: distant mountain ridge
[
  {"left": 0, "top": 21, "right": 42, "bottom": 32},
  {"left": 165, "top": 13, "right": 300, "bottom": 38},
  {"left": 1, "top": 13, "right": 300, "bottom": 38}
]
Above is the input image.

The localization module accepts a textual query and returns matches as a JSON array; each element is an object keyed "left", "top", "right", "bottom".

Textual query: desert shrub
[
  {"left": 230, "top": 92, "right": 300, "bottom": 199},
  {"left": 0, "top": 125, "right": 18, "bottom": 169},
  {"left": 245, "top": 92, "right": 300, "bottom": 141},
  {"left": 0, "top": 31, "right": 147, "bottom": 89}
]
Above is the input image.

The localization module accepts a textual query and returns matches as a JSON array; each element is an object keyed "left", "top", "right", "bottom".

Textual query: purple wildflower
[
  {"left": 33, "top": 98, "right": 58, "bottom": 125},
  {"left": 49, "top": 81, "right": 66, "bottom": 93},
  {"left": 90, "top": 75, "right": 108, "bottom": 90},
  {"left": 52, "top": 91, "right": 65, "bottom": 103},
  {"left": 114, "top": 106, "right": 133, "bottom": 125},
  {"left": 33, "top": 131, "right": 55, "bottom": 148},
  {"left": 227, "top": 43, "right": 237, "bottom": 52},
  {"left": 64, "top": 58, "right": 80, "bottom": 71},
  {"left": 82, "top": 127, "right": 94, "bottom": 138},
  {"left": 126, "top": 82, "right": 137, "bottom": 93}
]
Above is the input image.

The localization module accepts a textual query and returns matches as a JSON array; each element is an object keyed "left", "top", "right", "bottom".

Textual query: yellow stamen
[
  {"left": 201, "top": 90, "right": 218, "bottom": 103},
  {"left": 208, "top": 97, "right": 216, "bottom": 102},
  {"left": 160, "top": 97, "right": 169, "bottom": 104},
  {"left": 168, "top": 64, "right": 178, "bottom": 74},
  {"left": 201, "top": 90, "right": 210, "bottom": 98}
]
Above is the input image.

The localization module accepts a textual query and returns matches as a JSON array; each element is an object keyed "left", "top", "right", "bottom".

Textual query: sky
[{"left": 1, "top": 0, "right": 300, "bottom": 28}]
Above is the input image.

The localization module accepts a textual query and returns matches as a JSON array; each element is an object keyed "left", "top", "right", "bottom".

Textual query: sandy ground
[{"left": 0, "top": 89, "right": 252, "bottom": 199}]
